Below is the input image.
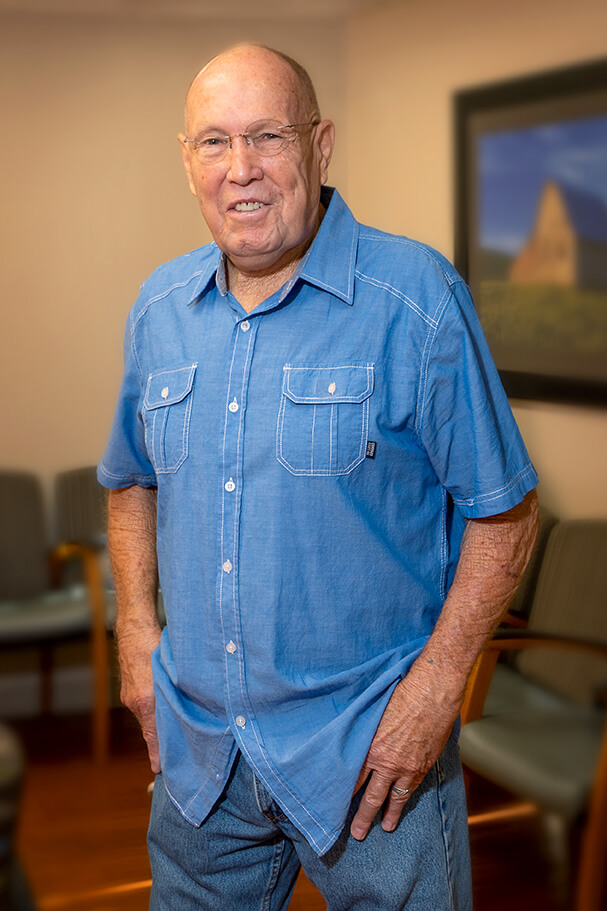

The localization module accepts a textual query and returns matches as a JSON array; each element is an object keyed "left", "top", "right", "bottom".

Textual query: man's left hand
[
  {"left": 349, "top": 491, "right": 539, "bottom": 842},
  {"left": 350, "top": 661, "right": 462, "bottom": 841}
]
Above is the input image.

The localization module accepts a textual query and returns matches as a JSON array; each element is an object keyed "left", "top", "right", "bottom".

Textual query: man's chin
[{"left": 225, "top": 242, "right": 293, "bottom": 277}]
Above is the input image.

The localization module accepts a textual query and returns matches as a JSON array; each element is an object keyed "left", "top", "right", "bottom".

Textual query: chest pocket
[
  {"left": 143, "top": 364, "right": 197, "bottom": 474},
  {"left": 277, "top": 364, "right": 374, "bottom": 476}
]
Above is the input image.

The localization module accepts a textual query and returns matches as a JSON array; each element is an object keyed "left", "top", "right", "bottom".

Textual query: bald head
[
  {"left": 178, "top": 43, "right": 335, "bottom": 285},
  {"left": 185, "top": 45, "right": 320, "bottom": 132}
]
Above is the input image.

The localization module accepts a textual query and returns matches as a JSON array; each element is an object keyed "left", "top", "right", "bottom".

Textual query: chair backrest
[
  {"left": 54, "top": 466, "right": 107, "bottom": 547},
  {"left": 0, "top": 472, "right": 49, "bottom": 600},
  {"left": 508, "top": 504, "right": 559, "bottom": 620},
  {"left": 517, "top": 519, "right": 607, "bottom": 705}
]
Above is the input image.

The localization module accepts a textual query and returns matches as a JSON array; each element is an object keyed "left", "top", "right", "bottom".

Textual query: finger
[
  {"left": 381, "top": 784, "right": 412, "bottom": 832},
  {"left": 142, "top": 720, "right": 161, "bottom": 774},
  {"left": 353, "top": 763, "right": 370, "bottom": 795},
  {"left": 350, "top": 772, "right": 392, "bottom": 841}
]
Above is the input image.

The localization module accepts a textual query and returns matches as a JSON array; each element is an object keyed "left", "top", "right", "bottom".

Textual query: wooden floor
[{"left": 12, "top": 711, "right": 572, "bottom": 911}]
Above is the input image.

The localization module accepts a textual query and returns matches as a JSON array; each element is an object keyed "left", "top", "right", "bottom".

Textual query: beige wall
[
  {"left": 347, "top": 0, "right": 607, "bottom": 519},
  {"left": 2, "top": 2, "right": 606, "bottom": 522},
  {"left": 0, "top": 11, "right": 347, "bottom": 504}
]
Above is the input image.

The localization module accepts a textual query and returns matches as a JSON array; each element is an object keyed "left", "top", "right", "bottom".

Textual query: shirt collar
[
  {"left": 299, "top": 187, "right": 358, "bottom": 306},
  {"left": 185, "top": 246, "right": 222, "bottom": 307},
  {"left": 185, "top": 186, "right": 358, "bottom": 308}
]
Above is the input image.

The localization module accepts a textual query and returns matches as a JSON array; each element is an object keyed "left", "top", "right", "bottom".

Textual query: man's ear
[
  {"left": 178, "top": 134, "right": 198, "bottom": 197},
  {"left": 316, "top": 120, "right": 335, "bottom": 185}
]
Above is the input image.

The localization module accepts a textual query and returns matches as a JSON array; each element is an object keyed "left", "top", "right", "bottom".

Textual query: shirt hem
[{"left": 97, "top": 461, "right": 157, "bottom": 490}]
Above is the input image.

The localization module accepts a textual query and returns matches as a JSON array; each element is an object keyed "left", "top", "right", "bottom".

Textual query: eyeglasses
[{"left": 182, "top": 120, "right": 320, "bottom": 164}]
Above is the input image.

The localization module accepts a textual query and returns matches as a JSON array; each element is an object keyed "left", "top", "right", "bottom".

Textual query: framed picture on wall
[{"left": 454, "top": 58, "right": 607, "bottom": 406}]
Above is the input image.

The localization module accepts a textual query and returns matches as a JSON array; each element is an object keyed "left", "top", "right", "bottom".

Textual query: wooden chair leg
[
  {"left": 461, "top": 648, "right": 500, "bottom": 725},
  {"left": 39, "top": 645, "right": 54, "bottom": 715}
]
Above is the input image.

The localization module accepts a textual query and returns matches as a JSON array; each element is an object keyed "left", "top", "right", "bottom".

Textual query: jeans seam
[
  {"left": 435, "top": 755, "right": 456, "bottom": 911},
  {"left": 260, "top": 837, "right": 287, "bottom": 911}
]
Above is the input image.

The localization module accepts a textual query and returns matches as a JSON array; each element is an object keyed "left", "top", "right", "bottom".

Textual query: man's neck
[
  {"left": 226, "top": 257, "right": 301, "bottom": 313},
  {"left": 225, "top": 202, "right": 326, "bottom": 313}
]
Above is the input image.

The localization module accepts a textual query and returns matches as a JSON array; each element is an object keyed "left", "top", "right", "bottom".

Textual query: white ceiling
[{"left": 0, "top": 0, "right": 392, "bottom": 20}]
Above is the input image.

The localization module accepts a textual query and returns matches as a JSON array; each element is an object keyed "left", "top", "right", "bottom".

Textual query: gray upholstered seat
[
  {"left": 0, "top": 471, "right": 110, "bottom": 761},
  {"left": 463, "top": 663, "right": 605, "bottom": 819},
  {"left": 0, "top": 586, "right": 95, "bottom": 643},
  {"left": 460, "top": 518, "right": 607, "bottom": 911}
]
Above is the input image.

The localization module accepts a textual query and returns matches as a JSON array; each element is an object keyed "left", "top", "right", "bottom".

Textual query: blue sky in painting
[{"left": 479, "top": 114, "right": 607, "bottom": 254}]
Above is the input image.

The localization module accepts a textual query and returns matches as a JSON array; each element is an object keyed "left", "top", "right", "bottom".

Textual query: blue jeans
[{"left": 148, "top": 731, "right": 472, "bottom": 910}]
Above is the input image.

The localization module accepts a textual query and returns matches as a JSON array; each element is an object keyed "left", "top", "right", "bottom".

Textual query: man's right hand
[
  {"left": 108, "top": 485, "right": 162, "bottom": 774},
  {"left": 118, "top": 627, "right": 163, "bottom": 773}
]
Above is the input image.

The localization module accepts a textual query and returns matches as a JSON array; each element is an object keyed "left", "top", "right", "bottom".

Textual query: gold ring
[{"left": 391, "top": 785, "right": 410, "bottom": 797}]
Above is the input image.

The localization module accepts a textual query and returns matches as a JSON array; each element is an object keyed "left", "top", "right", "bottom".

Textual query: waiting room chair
[
  {"left": 460, "top": 519, "right": 607, "bottom": 911},
  {"left": 505, "top": 504, "right": 558, "bottom": 626},
  {"left": 0, "top": 470, "right": 109, "bottom": 763},
  {"left": 55, "top": 465, "right": 166, "bottom": 624}
]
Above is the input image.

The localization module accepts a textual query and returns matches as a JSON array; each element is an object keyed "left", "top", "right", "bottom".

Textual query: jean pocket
[
  {"left": 277, "top": 364, "right": 374, "bottom": 476},
  {"left": 143, "top": 363, "right": 197, "bottom": 473}
]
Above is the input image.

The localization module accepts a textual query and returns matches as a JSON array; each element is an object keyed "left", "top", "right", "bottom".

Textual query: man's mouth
[{"left": 234, "top": 201, "right": 265, "bottom": 212}]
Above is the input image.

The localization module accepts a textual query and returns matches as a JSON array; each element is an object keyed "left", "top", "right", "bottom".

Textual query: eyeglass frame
[{"left": 181, "top": 120, "right": 321, "bottom": 162}]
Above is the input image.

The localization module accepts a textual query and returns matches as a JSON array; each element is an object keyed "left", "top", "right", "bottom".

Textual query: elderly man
[{"left": 99, "top": 44, "right": 538, "bottom": 910}]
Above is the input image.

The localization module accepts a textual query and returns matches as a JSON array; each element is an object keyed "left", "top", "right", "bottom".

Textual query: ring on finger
[{"left": 391, "top": 785, "right": 410, "bottom": 797}]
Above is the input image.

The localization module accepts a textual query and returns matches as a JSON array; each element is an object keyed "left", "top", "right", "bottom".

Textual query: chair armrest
[
  {"left": 50, "top": 542, "right": 108, "bottom": 632},
  {"left": 461, "top": 630, "right": 607, "bottom": 726},
  {"left": 501, "top": 611, "right": 528, "bottom": 629}
]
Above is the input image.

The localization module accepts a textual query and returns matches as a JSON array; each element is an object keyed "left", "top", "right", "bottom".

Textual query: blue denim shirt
[{"left": 98, "top": 187, "right": 537, "bottom": 855}]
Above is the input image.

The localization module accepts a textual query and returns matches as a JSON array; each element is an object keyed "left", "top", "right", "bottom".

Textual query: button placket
[{"left": 219, "top": 317, "right": 257, "bottom": 736}]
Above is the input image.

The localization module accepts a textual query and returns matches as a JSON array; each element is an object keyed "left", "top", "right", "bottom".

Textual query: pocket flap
[
  {"left": 283, "top": 364, "right": 374, "bottom": 404},
  {"left": 144, "top": 363, "right": 197, "bottom": 410}
]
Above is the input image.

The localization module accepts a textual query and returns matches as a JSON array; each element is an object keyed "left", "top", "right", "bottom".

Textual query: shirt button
[
  {"left": 225, "top": 478, "right": 236, "bottom": 492},
  {"left": 222, "top": 560, "right": 233, "bottom": 573},
  {"left": 228, "top": 398, "right": 239, "bottom": 413},
  {"left": 161, "top": 386, "right": 169, "bottom": 400},
  {"left": 226, "top": 640, "right": 236, "bottom": 654},
  {"left": 240, "top": 320, "right": 250, "bottom": 332},
  {"left": 235, "top": 715, "right": 246, "bottom": 728}
]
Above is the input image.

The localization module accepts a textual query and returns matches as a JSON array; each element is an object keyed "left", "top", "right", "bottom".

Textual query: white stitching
[
  {"left": 416, "top": 287, "right": 451, "bottom": 439},
  {"left": 97, "top": 462, "right": 156, "bottom": 485},
  {"left": 354, "top": 271, "right": 438, "bottom": 328},
  {"left": 277, "top": 365, "right": 373, "bottom": 476},
  {"left": 141, "top": 364, "right": 197, "bottom": 473},
  {"left": 453, "top": 464, "right": 537, "bottom": 509}
]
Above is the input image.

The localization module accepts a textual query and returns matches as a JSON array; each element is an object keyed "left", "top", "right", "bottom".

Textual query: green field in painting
[{"left": 477, "top": 281, "right": 607, "bottom": 358}]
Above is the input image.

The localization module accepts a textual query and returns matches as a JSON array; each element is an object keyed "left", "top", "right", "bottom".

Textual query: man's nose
[{"left": 226, "top": 135, "right": 263, "bottom": 183}]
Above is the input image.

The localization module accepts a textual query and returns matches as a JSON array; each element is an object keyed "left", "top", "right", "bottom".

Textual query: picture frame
[{"left": 454, "top": 58, "right": 607, "bottom": 406}]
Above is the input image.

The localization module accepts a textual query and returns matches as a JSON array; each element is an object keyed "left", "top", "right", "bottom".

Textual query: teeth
[{"left": 235, "top": 201, "right": 263, "bottom": 211}]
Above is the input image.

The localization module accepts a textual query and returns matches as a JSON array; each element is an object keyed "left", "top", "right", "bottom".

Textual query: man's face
[{"left": 179, "top": 48, "right": 334, "bottom": 276}]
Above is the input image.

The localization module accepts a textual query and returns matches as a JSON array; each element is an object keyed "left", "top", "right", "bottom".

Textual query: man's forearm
[
  {"left": 350, "top": 488, "right": 539, "bottom": 839},
  {"left": 108, "top": 484, "right": 163, "bottom": 770},
  {"left": 108, "top": 484, "right": 160, "bottom": 640},
  {"left": 411, "top": 488, "right": 540, "bottom": 709}
]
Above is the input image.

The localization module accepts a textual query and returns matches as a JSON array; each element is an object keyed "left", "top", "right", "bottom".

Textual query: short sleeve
[
  {"left": 97, "top": 308, "right": 157, "bottom": 490},
  {"left": 418, "top": 280, "right": 537, "bottom": 518}
]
